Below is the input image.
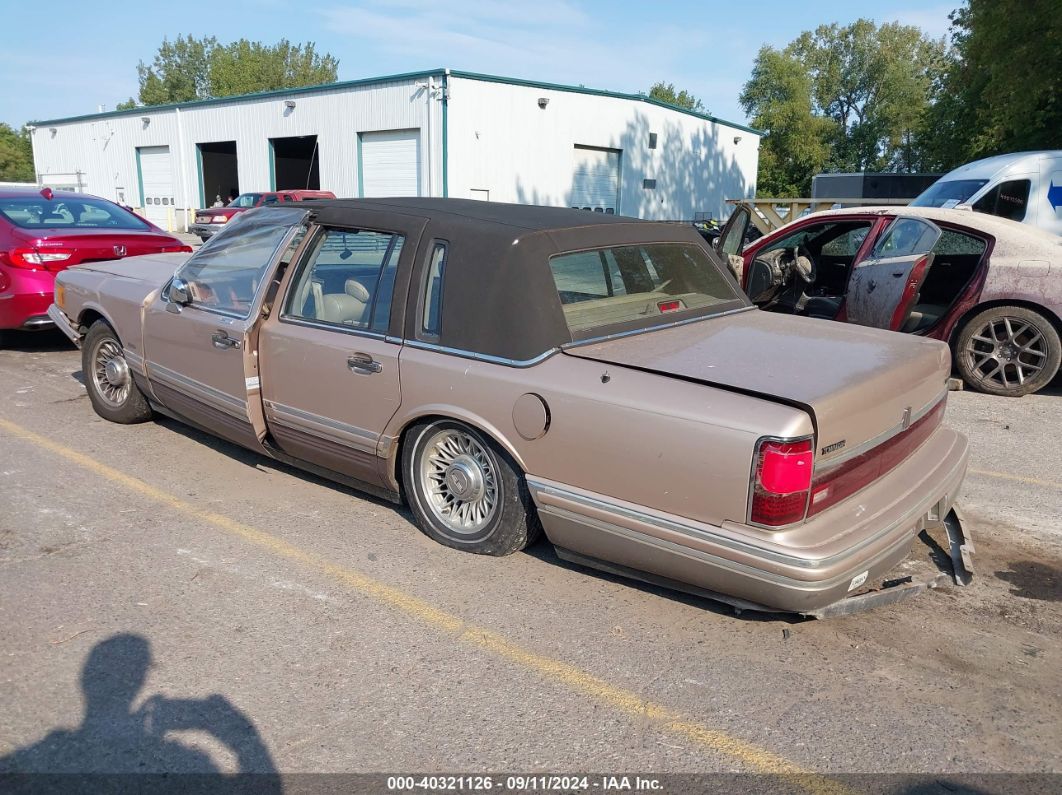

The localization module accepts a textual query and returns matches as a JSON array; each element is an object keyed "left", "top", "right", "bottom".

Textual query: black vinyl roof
[{"left": 302, "top": 197, "right": 637, "bottom": 232}]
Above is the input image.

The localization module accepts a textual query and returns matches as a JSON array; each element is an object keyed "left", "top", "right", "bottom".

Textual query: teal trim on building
[
  {"left": 195, "top": 144, "right": 205, "bottom": 208},
  {"left": 356, "top": 133, "right": 364, "bottom": 198},
  {"left": 441, "top": 71, "right": 449, "bottom": 198},
  {"left": 134, "top": 148, "right": 145, "bottom": 207},
  {"left": 268, "top": 139, "right": 276, "bottom": 191},
  {"left": 33, "top": 67, "right": 762, "bottom": 137}
]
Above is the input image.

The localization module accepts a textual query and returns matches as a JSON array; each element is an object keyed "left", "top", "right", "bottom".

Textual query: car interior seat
[{"left": 316, "top": 279, "right": 371, "bottom": 325}]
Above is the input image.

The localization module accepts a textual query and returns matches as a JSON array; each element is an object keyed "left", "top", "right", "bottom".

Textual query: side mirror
[{"left": 170, "top": 277, "right": 192, "bottom": 306}]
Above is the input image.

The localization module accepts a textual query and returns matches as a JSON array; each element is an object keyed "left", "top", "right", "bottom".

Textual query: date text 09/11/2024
[{"left": 386, "top": 775, "right": 663, "bottom": 791}]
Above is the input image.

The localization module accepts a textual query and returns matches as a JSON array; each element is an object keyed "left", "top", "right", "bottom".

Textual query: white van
[{"left": 911, "top": 150, "right": 1062, "bottom": 235}]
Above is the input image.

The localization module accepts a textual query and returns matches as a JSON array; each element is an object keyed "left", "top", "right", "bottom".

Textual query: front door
[
  {"left": 715, "top": 204, "right": 751, "bottom": 282},
  {"left": 844, "top": 216, "right": 941, "bottom": 330},
  {"left": 259, "top": 216, "right": 425, "bottom": 488},
  {"left": 143, "top": 207, "right": 309, "bottom": 449}
]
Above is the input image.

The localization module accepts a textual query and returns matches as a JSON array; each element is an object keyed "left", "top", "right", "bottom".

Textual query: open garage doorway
[
  {"left": 270, "top": 135, "right": 320, "bottom": 191},
  {"left": 197, "top": 141, "right": 239, "bottom": 208}
]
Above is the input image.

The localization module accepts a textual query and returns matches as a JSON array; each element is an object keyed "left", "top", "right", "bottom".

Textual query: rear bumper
[
  {"left": 529, "top": 426, "right": 969, "bottom": 614},
  {"left": 190, "top": 223, "right": 224, "bottom": 239}
]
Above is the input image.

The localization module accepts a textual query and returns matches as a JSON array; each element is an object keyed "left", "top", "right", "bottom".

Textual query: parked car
[
  {"left": 49, "top": 199, "right": 970, "bottom": 616},
  {"left": 0, "top": 187, "right": 191, "bottom": 342},
  {"left": 190, "top": 190, "right": 336, "bottom": 241},
  {"left": 723, "top": 203, "right": 1062, "bottom": 397},
  {"left": 911, "top": 150, "right": 1061, "bottom": 236}
]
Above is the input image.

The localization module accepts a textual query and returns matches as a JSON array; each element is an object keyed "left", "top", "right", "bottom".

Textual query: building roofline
[{"left": 31, "top": 67, "right": 763, "bottom": 136}]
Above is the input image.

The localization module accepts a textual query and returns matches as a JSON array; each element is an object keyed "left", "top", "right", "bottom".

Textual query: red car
[
  {"left": 190, "top": 190, "right": 335, "bottom": 241},
  {"left": 719, "top": 203, "right": 1062, "bottom": 397},
  {"left": 0, "top": 188, "right": 191, "bottom": 341}
]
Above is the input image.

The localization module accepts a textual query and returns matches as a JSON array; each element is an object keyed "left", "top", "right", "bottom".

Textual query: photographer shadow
[{"left": 0, "top": 633, "right": 281, "bottom": 791}]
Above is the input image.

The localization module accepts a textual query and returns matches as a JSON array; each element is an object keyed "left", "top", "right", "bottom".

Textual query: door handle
[
  {"left": 211, "top": 331, "right": 241, "bottom": 350},
  {"left": 347, "top": 352, "right": 382, "bottom": 374}
]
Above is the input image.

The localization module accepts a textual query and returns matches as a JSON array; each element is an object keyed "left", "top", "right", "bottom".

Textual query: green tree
[
  {"left": 0, "top": 123, "right": 34, "bottom": 182},
  {"left": 920, "top": 0, "right": 1062, "bottom": 170},
  {"left": 647, "top": 81, "right": 707, "bottom": 114},
  {"left": 739, "top": 48, "right": 834, "bottom": 196},
  {"left": 741, "top": 19, "right": 945, "bottom": 194},
  {"left": 124, "top": 35, "right": 339, "bottom": 107}
]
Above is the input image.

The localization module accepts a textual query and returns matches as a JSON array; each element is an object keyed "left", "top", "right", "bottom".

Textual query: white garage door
[
  {"left": 360, "top": 130, "right": 420, "bottom": 197},
  {"left": 138, "top": 146, "right": 174, "bottom": 227},
  {"left": 571, "top": 145, "right": 621, "bottom": 214}
]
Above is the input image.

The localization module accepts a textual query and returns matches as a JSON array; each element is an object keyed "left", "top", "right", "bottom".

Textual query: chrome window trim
[
  {"left": 813, "top": 388, "right": 948, "bottom": 474},
  {"left": 402, "top": 339, "right": 559, "bottom": 368},
  {"left": 276, "top": 315, "right": 400, "bottom": 344},
  {"left": 562, "top": 304, "right": 757, "bottom": 349}
]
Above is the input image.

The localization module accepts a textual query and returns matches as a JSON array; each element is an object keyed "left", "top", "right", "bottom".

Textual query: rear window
[
  {"left": 0, "top": 196, "right": 150, "bottom": 230},
  {"left": 549, "top": 243, "right": 744, "bottom": 334}
]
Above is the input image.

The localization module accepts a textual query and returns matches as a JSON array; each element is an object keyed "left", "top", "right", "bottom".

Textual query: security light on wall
[
  {"left": 141, "top": 117, "right": 151, "bottom": 126},
  {"left": 537, "top": 97, "right": 549, "bottom": 109},
  {"left": 733, "top": 135, "right": 743, "bottom": 145},
  {"left": 49, "top": 128, "right": 57, "bottom": 137},
  {"left": 284, "top": 100, "right": 297, "bottom": 109}
]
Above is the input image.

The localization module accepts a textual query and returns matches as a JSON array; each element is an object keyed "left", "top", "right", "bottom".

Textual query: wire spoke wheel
[
  {"left": 90, "top": 338, "right": 132, "bottom": 409},
  {"left": 419, "top": 428, "right": 499, "bottom": 535},
  {"left": 963, "top": 315, "right": 1048, "bottom": 390}
]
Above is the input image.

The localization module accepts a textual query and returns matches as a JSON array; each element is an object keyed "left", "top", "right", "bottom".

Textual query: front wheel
[
  {"left": 955, "top": 306, "right": 1061, "bottom": 396},
  {"left": 402, "top": 419, "right": 542, "bottom": 556},
  {"left": 83, "top": 321, "right": 153, "bottom": 423}
]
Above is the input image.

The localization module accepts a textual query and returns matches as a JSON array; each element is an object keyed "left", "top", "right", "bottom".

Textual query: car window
[
  {"left": 871, "top": 218, "right": 939, "bottom": 258},
  {"left": 175, "top": 208, "right": 305, "bottom": 318},
  {"left": 932, "top": 229, "right": 987, "bottom": 257},
  {"left": 228, "top": 193, "right": 262, "bottom": 208},
  {"left": 911, "top": 179, "right": 988, "bottom": 208},
  {"left": 549, "top": 243, "right": 744, "bottom": 334},
  {"left": 284, "top": 227, "right": 405, "bottom": 333},
  {"left": 421, "top": 242, "right": 448, "bottom": 338},
  {"left": 262, "top": 195, "right": 280, "bottom": 205},
  {"left": 819, "top": 226, "right": 870, "bottom": 256},
  {"left": 0, "top": 196, "right": 150, "bottom": 230},
  {"left": 973, "top": 179, "right": 1031, "bottom": 222}
]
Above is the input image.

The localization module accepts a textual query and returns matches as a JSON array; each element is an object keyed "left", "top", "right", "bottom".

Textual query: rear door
[
  {"left": 142, "top": 207, "right": 310, "bottom": 449},
  {"left": 259, "top": 211, "right": 426, "bottom": 488},
  {"left": 844, "top": 216, "right": 941, "bottom": 330}
]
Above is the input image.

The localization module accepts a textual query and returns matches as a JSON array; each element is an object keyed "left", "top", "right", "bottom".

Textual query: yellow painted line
[
  {"left": 968, "top": 467, "right": 1062, "bottom": 491},
  {"left": 0, "top": 416, "right": 851, "bottom": 795}
]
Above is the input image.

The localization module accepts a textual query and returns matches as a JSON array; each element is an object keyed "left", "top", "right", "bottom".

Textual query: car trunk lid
[
  {"left": 14, "top": 227, "right": 189, "bottom": 269},
  {"left": 563, "top": 307, "right": 950, "bottom": 480}
]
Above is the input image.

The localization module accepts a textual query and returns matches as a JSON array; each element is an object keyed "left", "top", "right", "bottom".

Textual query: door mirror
[{"left": 170, "top": 277, "right": 192, "bottom": 306}]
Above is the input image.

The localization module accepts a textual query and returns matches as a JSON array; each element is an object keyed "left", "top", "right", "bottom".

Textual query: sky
[{"left": 0, "top": 0, "right": 959, "bottom": 129}]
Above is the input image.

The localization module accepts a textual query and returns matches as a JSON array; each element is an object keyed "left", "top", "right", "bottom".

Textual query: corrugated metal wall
[
  {"left": 30, "top": 76, "right": 444, "bottom": 228},
  {"left": 30, "top": 72, "right": 759, "bottom": 227},
  {"left": 446, "top": 77, "right": 760, "bottom": 221}
]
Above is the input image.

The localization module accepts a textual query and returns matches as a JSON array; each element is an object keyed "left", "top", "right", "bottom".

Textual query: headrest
[{"left": 345, "top": 279, "right": 370, "bottom": 301}]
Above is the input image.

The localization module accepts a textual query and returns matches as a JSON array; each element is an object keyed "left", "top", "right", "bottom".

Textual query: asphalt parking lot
[{"left": 1, "top": 331, "right": 1060, "bottom": 787}]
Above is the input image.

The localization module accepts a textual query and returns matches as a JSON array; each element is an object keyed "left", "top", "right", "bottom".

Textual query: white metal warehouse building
[{"left": 29, "top": 69, "right": 760, "bottom": 230}]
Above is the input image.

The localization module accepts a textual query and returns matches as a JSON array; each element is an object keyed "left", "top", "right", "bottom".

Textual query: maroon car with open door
[{"left": 722, "top": 204, "right": 1062, "bottom": 397}]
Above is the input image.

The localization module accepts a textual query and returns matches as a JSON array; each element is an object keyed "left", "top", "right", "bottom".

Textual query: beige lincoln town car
[{"left": 48, "top": 200, "right": 972, "bottom": 616}]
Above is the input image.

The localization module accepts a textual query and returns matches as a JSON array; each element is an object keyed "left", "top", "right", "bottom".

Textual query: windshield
[
  {"left": 911, "top": 179, "right": 988, "bottom": 208},
  {"left": 228, "top": 193, "right": 263, "bottom": 208},
  {"left": 549, "top": 242, "right": 745, "bottom": 336},
  {"left": 0, "top": 196, "right": 150, "bottom": 230}
]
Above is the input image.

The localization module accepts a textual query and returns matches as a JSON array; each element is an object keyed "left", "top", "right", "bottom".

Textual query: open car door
[
  {"left": 844, "top": 216, "right": 941, "bottom": 330},
  {"left": 714, "top": 204, "right": 751, "bottom": 283}
]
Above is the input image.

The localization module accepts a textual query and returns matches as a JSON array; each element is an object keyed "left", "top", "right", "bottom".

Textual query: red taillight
[
  {"left": 808, "top": 399, "right": 946, "bottom": 517},
  {"left": 750, "top": 438, "right": 813, "bottom": 527},
  {"left": 657, "top": 299, "right": 685, "bottom": 313},
  {"left": 5, "top": 247, "right": 74, "bottom": 270},
  {"left": 160, "top": 245, "right": 194, "bottom": 253}
]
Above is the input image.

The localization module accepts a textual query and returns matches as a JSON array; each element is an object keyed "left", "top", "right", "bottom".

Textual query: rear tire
[
  {"left": 402, "top": 419, "right": 542, "bottom": 556},
  {"left": 83, "top": 321, "right": 153, "bottom": 423},
  {"left": 955, "top": 306, "right": 1061, "bottom": 397}
]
